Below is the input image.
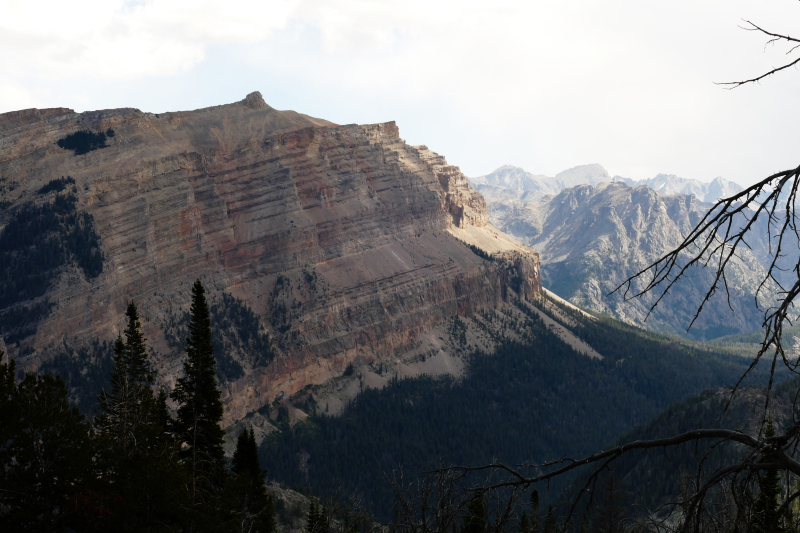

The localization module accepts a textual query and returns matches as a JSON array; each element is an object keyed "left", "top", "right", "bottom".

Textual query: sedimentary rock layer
[{"left": 0, "top": 92, "right": 540, "bottom": 424}]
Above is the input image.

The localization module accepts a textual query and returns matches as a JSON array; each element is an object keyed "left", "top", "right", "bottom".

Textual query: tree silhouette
[{"left": 172, "top": 279, "right": 226, "bottom": 505}]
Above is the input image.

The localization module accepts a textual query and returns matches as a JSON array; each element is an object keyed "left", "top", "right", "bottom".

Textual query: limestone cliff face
[{"left": 0, "top": 92, "right": 539, "bottom": 425}]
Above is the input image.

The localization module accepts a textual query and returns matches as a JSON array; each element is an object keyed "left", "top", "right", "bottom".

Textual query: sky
[{"left": 2, "top": 0, "right": 799, "bottom": 186}]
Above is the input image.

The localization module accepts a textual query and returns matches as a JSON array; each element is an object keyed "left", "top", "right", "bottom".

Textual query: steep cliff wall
[{"left": 0, "top": 92, "right": 539, "bottom": 424}]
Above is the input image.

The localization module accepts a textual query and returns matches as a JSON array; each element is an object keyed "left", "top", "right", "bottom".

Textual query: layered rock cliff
[{"left": 0, "top": 92, "right": 540, "bottom": 424}]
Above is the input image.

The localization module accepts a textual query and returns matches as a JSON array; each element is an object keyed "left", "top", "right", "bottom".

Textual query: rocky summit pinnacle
[{"left": 242, "top": 91, "right": 269, "bottom": 109}]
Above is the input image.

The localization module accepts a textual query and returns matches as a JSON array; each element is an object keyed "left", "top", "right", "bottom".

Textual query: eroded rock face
[
  {"left": 0, "top": 93, "right": 539, "bottom": 425},
  {"left": 486, "top": 181, "right": 768, "bottom": 340}
]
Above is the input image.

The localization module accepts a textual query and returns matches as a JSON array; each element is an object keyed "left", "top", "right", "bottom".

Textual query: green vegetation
[
  {"left": 0, "top": 282, "right": 276, "bottom": 531},
  {"left": 467, "top": 243, "right": 494, "bottom": 261},
  {"left": 37, "top": 176, "right": 76, "bottom": 195},
  {"left": 172, "top": 280, "right": 228, "bottom": 504},
  {"left": 569, "top": 375, "right": 800, "bottom": 521},
  {"left": 56, "top": 130, "right": 109, "bottom": 155},
  {"left": 39, "top": 339, "right": 114, "bottom": 415},
  {"left": 0, "top": 193, "right": 103, "bottom": 343},
  {"left": 261, "top": 301, "right": 783, "bottom": 519},
  {"left": 162, "top": 291, "right": 274, "bottom": 383},
  {"left": 211, "top": 292, "right": 275, "bottom": 379}
]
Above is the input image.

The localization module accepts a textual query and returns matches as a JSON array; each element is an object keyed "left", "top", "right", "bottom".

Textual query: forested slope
[{"left": 260, "top": 299, "right": 784, "bottom": 519}]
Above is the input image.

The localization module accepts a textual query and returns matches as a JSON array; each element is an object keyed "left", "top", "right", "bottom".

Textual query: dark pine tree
[
  {"left": 518, "top": 511, "right": 532, "bottom": 533},
  {"left": 531, "top": 489, "right": 541, "bottom": 533},
  {"left": 462, "top": 493, "right": 488, "bottom": 533},
  {"left": 543, "top": 504, "right": 556, "bottom": 533},
  {"left": 232, "top": 427, "right": 262, "bottom": 481},
  {"left": 306, "top": 497, "right": 330, "bottom": 533},
  {"left": 96, "top": 302, "right": 187, "bottom": 532},
  {"left": 96, "top": 302, "right": 155, "bottom": 456},
  {"left": 0, "top": 354, "right": 17, "bottom": 468},
  {"left": 121, "top": 301, "right": 151, "bottom": 387},
  {"left": 0, "top": 371, "right": 98, "bottom": 530},
  {"left": 594, "top": 475, "right": 627, "bottom": 533},
  {"left": 752, "top": 419, "right": 792, "bottom": 533},
  {"left": 228, "top": 427, "right": 276, "bottom": 532},
  {"left": 172, "top": 279, "right": 226, "bottom": 505}
]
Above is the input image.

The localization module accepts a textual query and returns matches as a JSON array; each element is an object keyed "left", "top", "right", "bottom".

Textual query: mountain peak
[{"left": 241, "top": 91, "right": 269, "bottom": 109}]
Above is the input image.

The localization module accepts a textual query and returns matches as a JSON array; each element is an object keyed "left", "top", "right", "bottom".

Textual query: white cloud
[
  {"left": 2, "top": 0, "right": 799, "bottom": 185},
  {"left": 0, "top": 0, "right": 298, "bottom": 79}
]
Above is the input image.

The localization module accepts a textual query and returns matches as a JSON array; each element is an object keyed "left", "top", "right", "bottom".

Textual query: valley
[{"left": 0, "top": 94, "right": 790, "bottom": 531}]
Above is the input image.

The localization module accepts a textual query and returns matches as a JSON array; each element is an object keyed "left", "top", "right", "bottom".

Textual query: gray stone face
[{"left": 484, "top": 180, "right": 772, "bottom": 340}]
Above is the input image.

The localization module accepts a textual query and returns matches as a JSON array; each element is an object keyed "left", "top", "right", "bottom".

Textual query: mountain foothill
[{"left": 0, "top": 93, "right": 786, "bottom": 530}]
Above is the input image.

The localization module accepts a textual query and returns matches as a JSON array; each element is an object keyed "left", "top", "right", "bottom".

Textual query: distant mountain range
[
  {"left": 469, "top": 164, "right": 744, "bottom": 203},
  {"left": 476, "top": 176, "right": 772, "bottom": 340}
]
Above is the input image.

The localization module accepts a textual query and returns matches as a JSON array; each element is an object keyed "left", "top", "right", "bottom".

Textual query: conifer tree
[
  {"left": 232, "top": 427, "right": 262, "bottom": 482},
  {"left": 228, "top": 426, "right": 276, "bottom": 532},
  {"left": 172, "top": 279, "right": 226, "bottom": 504},
  {"left": 2, "top": 372, "right": 96, "bottom": 529},
  {"left": 0, "top": 355, "right": 17, "bottom": 469},
  {"left": 462, "top": 493, "right": 488, "bottom": 533},
  {"left": 96, "top": 302, "right": 188, "bottom": 531},
  {"left": 531, "top": 489, "right": 541, "bottom": 533},
  {"left": 543, "top": 504, "right": 556, "bottom": 533},
  {"left": 752, "top": 419, "right": 791, "bottom": 533},
  {"left": 307, "top": 497, "right": 329, "bottom": 533},
  {"left": 595, "top": 475, "right": 626, "bottom": 533},
  {"left": 122, "top": 300, "right": 151, "bottom": 386},
  {"left": 518, "top": 511, "right": 531, "bottom": 533},
  {"left": 96, "top": 302, "right": 156, "bottom": 456}
]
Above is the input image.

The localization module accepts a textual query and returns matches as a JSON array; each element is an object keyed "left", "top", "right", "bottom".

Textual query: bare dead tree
[
  {"left": 717, "top": 20, "right": 800, "bottom": 89},
  {"left": 406, "top": 12, "right": 800, "bottom": 533},
  {"left": 389, "top": 467, "right": 526, "bottom": 533}
]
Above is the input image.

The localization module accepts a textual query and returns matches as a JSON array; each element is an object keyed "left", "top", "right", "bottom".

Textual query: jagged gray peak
[
  {"left": 616, "top": 174, "right": 744, "bottom": 203},
  {"left": 469, "top": 164, "right": 611, "bottom": 200},
  {"left": 469, "top": 165, "right": 744, "bottom": 204},
  {"left": 487, "top": 181, "right": 770, "bottom": 340}
]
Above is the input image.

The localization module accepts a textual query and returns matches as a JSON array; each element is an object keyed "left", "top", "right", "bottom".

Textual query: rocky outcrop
[
  {"left": 0, "top": 92, "right": 540, "bottom": 425},
  {"left": 486, "top": 181, "right": 769, "bottom": 340}
]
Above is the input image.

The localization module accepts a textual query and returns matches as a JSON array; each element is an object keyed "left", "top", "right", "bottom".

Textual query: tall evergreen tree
[
  {"left": 0, "top": 355, "right": 17, "bottom": 470},
  {"left": 1, "top": 372, "right": 97, "bottom": 530},
  {"left": 172, "top": 279, "right": 226, "bottom": 504},
  {"left": 96, "top": 302, "right": 155, "bottom": 456},
  {"left": 232, "top": 427, "right": 263, "bottom": 481},
  {"left": 752, "top": 419, "right": 791, "bottom": 533},
  {"left": 595, "top": 475, "right": 627, "bottom": 533},
  {"left": 542, "top": 504, "right": 556, "bottom": 533},
  {"left": 307, "top": 497, "right": 329, "bottom": 533},
  {"left": 462, "top": 493, "right": 488, "bottom": 533},
  {"left": 96, "top": 302, "right": 187, "bottom": 531},
  {"left": 228, "top": 427, "right": 276, "bottom": 533},
  {"left": 530, "top": 489, "right": 541, "bottom": 533},
  {"left": 121, "top": 301, "right": 151, "bottom": 386},
  {"left": 518, "top": 511, "right": 531, "bottom": 533}
]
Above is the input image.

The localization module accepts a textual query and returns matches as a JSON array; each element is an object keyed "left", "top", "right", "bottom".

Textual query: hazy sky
[{"left": 2, "top": 1, "right": 799, "bottom": 185}]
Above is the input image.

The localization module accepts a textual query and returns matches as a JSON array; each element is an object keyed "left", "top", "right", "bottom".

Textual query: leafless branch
[{"left": 717, "top": 20, "right": 800, "bottom": 88}]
